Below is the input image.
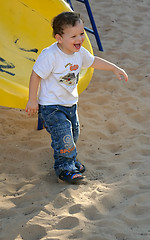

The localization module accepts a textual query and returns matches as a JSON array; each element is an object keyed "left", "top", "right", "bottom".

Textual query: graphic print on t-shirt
[{"left": 59, "top": 72, "right": 79, "bottom": 86}]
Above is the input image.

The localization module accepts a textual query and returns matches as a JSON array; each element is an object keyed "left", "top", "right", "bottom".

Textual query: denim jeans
[{"left": 38, "top": 104, "right": 80, "bottom": 176}]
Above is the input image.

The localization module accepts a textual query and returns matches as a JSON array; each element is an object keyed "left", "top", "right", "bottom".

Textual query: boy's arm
[
  {"left": 91, "top": 56, "right": 128, "bottom": 82},
  {"left": 25, "top": 70, "right": 41, "bottom": 116}
]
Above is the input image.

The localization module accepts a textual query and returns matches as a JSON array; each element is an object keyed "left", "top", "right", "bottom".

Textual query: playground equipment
[{"left": 0, "top": 0, "right": 94, "bottom": 110}]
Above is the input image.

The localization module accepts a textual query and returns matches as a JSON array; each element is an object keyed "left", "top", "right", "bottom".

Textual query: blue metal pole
[
  {"left": 66, "top": 0, "right": 74, "bottom": 9},
  {"left": 83, "top": 0, "right": 103, "bottom": 51}
]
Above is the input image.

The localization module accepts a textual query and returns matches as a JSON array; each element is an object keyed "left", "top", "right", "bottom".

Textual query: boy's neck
[{"left": 57, "top": 43, "right": 75, "bottom": 55}]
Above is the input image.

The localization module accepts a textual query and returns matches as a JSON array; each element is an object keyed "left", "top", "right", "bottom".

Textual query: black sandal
[
  {"left": 75, "top": 161, "right": 86, "bottom": 173},
  {"left": 58, "top": 170, "right": 83, "bottom": 184}
]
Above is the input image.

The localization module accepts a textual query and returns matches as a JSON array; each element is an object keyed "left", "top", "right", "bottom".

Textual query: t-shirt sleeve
[
  {"left": 33, "top": 49, "right": 54, "bottom": 79},
  {"left": 81, "top": 47, "right": 95, "bottom": 68}
]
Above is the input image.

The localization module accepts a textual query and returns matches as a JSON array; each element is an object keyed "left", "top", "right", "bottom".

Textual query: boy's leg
[
  {"left": 69, "top": 105, "right": 85, "bottom": 173},
  {"left": 67, "top": 104, "right": 80, "bottom": 144},
  {"left": 39, "top": 105, "right": 78, "bottom": 177}
]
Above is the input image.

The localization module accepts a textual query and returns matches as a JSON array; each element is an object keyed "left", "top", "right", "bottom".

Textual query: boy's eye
[{"left": 71, "top": 32, "right": 84, "bottom": 38}]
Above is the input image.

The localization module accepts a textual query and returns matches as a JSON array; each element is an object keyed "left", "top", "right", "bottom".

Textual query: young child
[{"left": 25, "top": 12, "right": 128, "bottom": 184}]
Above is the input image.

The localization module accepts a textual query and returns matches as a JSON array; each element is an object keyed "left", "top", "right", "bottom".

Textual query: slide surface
[{"left": 0, "top": 0, "right": 94, "bottom": 109}]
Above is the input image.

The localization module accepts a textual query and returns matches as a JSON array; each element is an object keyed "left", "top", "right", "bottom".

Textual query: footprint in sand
[
  {"left": 52, "top": 194, "right": 70, "bottom": 208},
  {"left": 83, "top": 205, "right": 102, "bottom": 221},
  {"left": 69, "top": 204, "right": 82, "bottom": 214},
  {"left": 54, "top": 216, "right": 79, "bottom": 229},
  {"left": 20, "top": 224, "right": 46, "bottom": 240}
]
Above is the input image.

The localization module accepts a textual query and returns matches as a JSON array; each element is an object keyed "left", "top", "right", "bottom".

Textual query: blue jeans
[{"left": 38, "top": 104, "right": 80, "bottom": 176}]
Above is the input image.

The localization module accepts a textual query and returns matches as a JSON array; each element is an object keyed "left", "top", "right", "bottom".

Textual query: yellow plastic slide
[{"left": 0, "top": 0, "right": 94, "bottom": 109}]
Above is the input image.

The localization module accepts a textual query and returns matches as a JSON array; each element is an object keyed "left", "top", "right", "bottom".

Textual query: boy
[{"left": 25, "top": 12, "right": 128, "bottom": 184}]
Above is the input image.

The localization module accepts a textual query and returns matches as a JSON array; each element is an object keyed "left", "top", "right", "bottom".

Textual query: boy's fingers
[
  {"left": 118, "top": 71, "right": 128, "bottom": 82},
  {"left": 27, "top": 109, "right": 32, "bottom": 116},
  {"left": 122, "top": 72, "right": 128, "bottom": 82},
  {"left": 25, "top": 107, "right": 38, "bottom": 116},
  {"left": 125, "top": 74, "right": 128, "bottom": 82}
]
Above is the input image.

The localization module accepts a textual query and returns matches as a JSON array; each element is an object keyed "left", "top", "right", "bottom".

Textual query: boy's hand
[
  {"left": 113, "top": 66, "right": 128, "bottom": 82},
  {"left": 25, "top": 100, "right": 39, "bottom": 116}
]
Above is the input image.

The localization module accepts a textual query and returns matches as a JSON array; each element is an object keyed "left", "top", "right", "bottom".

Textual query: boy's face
[{"left": 55, "top": 20, "right": 85, "bottom": 55}]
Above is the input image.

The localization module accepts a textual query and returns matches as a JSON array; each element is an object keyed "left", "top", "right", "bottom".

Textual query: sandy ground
[{"left": 0, "top": 0, "right": 150, "bottom": 239}]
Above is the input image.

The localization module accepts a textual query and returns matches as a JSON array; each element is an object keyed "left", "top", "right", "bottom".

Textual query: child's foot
[
  {"left": 75, "top": 161, "right": 86, "bottom": 173},
  {"left": 58, "top": 170, "right": 83, "bottom": 184}
]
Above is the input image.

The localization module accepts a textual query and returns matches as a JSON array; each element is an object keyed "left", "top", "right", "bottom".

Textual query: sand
[{"left": 0, "top": 0, "right": 150, "bottom": 239}]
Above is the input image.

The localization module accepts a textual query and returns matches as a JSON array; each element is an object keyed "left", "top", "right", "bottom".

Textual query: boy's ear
[{"left": 55, "top": 34, "right": 63, "bottom": 43}]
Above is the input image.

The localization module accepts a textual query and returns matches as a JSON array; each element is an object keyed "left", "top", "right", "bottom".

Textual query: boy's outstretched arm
[
  {"left": 91, "top": 56, "right": 128, "bottom": 82},
  {"left": 25, "top": 70, "right": 41, "bottom": 116}
]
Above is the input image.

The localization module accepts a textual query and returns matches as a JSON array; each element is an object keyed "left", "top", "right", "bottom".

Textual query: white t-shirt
[{"left": 33, "top": 42, "right": 95, "bottom": 106}]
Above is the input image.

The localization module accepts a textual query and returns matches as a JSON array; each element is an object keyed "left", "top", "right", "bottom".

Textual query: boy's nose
[{"left": 77, "top": 35, "right": 84, "bottom": 42}]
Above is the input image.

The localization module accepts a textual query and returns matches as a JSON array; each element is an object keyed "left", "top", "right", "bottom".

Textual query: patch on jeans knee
[
  {"left": 63, "top": 135, "right": 73, "bottom": 149},
  {"left": 60, "top": 135, "right": 75, "bottom": 154},
  {"left": 60, "top": 146, "right": 75, "bottom": 154}
]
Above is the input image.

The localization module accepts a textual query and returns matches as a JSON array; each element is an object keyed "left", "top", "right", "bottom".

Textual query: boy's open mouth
[{"left": 74, "top": 43, "right": 81, "bottom": 49}]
